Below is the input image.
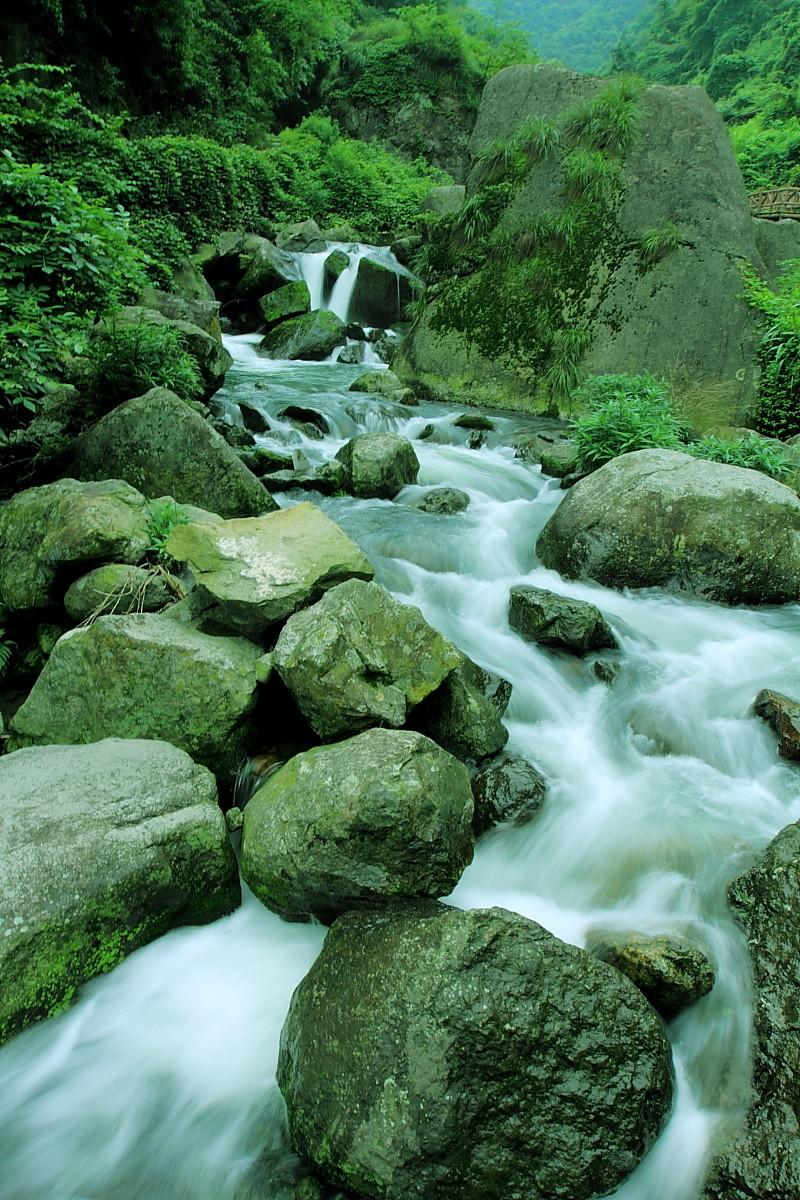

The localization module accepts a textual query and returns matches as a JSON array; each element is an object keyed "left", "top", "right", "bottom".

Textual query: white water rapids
[{"left": 1, "top": 313, "right": 799, "bottom": 1199}]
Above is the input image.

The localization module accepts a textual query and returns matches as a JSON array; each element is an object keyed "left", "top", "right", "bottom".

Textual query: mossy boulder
[
  {"left": 416, "top": 487, "right": 470, "bottom": 515},
  {"left": 0, "top": 478, "right": 151, "bottom": 613},
  {"left": 273, "top": 579, "right": 462, "bottom": 740},
  {"left": 68, "top": 388, "right": 275, "bottom": 519},
  {"left": 350, "top": 257, "right": 417, "bottom": 328},
  {"left": 324, "top": 250, "right": 350, "bottom": 294},
  {"left": 754, "top": 689, "right": 800, "bottom": 760},
  {"left": 275, "top": 219, "right": 326, "bottom": 253},
  {"left": 509, "top": 585, "right": 618, "bottom": 654},
  {"left": 139, "top": 286, "right": 222, "bottom": 342},
  {"left": 260, "top": 463, "right": 349, "bottom": 496},
  {"left": 165, "top": 503, "right": 374, "bottom": 639},
  {"left": 348, "top": 369, "right": 405, "bottom": 397},
  {"left": 703, "top": 820, "right": 800, "bottom": 1198},
  {"left": 231, "top": 238, "right": 297, "bottom": 301},
  {"left": 8, "top": 613, "right": 261, "bottom": 781},
  {"left": 278, "top": 904, "right": 674, "bottom": 1200},
  {"left": 258, "top": 281, "right": 311, "bottom": 330},
  {"left": 536, "top": 449, "right": 800, "bottom": 604},
  {"left": 109, "top": 306, "right": 232, "bottom": 399},
  {"left": 539, "top": 441, "right": 581, "bottom": 478},
  {"left": 471, "top": 755, "right": 547, "bottom": 834},
  {"left": 335, "top": 432, "right": 419, "bottom": 499},
  {"left": 64, "top": 563, "right": 181, "bottom": 623},
  {"left": 0, "top": 738, "right": 240, "bottom": 1047},
  {"left": 413, "top": 657, "right": 510, "bottom": 763},
  {"left": 261, "top": 311, "right": 345, "bottom": 361},
  {"left": 241, "top": 728, "right": 473, "bottom": 922},
  {"left": 588, "top": 933, "right": 715, "bottom": 1020}
]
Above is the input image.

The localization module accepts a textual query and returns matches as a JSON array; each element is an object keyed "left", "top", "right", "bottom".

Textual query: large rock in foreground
[
  {"left": 0, "top": 479, "right": 151, "bottom": 613},
  {"left": 279, "top": 904, "right": 674, "bottom": 1200},
  {"left": 537, "top": 450, "right": 800, "bottom": 604},
  {"left": 9, "top": 614, "right": 261, "bottom": 781},
  {"left": 0, "top": 739, "right": 240, "bottom": 1047},
  {"left": 274, "top": 579, "right": 462, "bottom": 740},
  {"left": 69, "top": 388, "right": 275, "bottom": 519},
  {"left": 166, "top": 503, "right": 374, "bottom": 638},
  {"left": 335, "top": 432, "right": 419, "bottom": 499},
  {"left": 703, "top": 820, "right": 800, "bottom": 1199},
  {"left": 241, "top": 729, "right": 473, "bottom": 921}
]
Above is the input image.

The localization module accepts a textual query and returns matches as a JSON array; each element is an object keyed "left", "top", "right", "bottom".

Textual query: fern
[{"left": 639, "top": 222, "right": 682, "bottom": 266}]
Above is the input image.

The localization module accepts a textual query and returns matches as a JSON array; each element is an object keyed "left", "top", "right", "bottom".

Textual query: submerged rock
[
  {"left": 588, "top": 933, "right": 715, "bottom": 1020},
  {"left": 69, "top": 388, "right": 275, "bottom": 519},
  {"left": 335, "top": 432, "right": 419, "bottom": 499},
  {"left": 509, "top": 585, "right": 618, "bottom": 654},
  {"left": 416, "top": 487, "right": 470, "bottom": 515},
  {"left": 261, "top": 311, "right": 345, "bottom": 361},
  {"left": 258, "top": 282, "right": 311, "bottom": 329},
  {"left": 0, "top": 739, "right": 240, "bottom": 1047},
  {"left": 753, "top": 688, "right": 800, "bottom": 760},
  {"left": 64, "top": 563, "right": 181, "bottom": 623},
  {"left": 165, "top": 504, "right": 374, "bottom": 638},
  {"left": 454, "top": 412, "right": 493, "bottom": 431},
  {"left": 471, "top": 755, "right": 547, "bottom": 834},
  {"left": 536, "top": 450, "right": 800, "bottom": 605},
  {"left": 273, "top": 578, "right": 462, "bottom": 740},
  {"left": 278, "top": 904, "right": 674, "bottom": 1200},
  {"left": 9, "top": 613, "right": 261, "bottom": 781},
  {"left": 0, "top": 479, "right": 151, "bottom": 613},
  {"left": 414, "top": 656, "right": 510, "bottom": 762},
  {"left": 703, "top": 820, "right": 800, "bottom": 1198},
  {"left": 241, "top": 729, "right": 473, "bottom": 921}
]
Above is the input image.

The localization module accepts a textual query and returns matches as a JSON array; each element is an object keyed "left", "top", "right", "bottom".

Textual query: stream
[{"left": 1, "top": 247, "right": 799, "bottom": 1200}]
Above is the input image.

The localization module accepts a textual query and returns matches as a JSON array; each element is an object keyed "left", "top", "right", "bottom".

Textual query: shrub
[
  {"left": 639, "top": 222, "right": 682, "bottom": 267},
  {"left": 87, "top": 320, "right": 204, "bottom": 408},
  {"left": 146, "top": 500, "right": 190, "bottom": 565},
  {"left": 687, "top": 434, "right": 794, "bottom": 481},
  {"left": 744, "top": 262, "right": 800, "bottom": 440},
  {"left": 570, "top": 374, "right": 685, "bottom": 465}
]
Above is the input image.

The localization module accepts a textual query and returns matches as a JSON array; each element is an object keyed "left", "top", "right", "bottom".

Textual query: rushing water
[{"left": 2, "top": 270, "right": 800, "bottom": 1200}]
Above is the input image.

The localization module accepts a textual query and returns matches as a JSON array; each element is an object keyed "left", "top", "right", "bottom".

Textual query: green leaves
[
  {"left": 86, "top": 318, "right": 204, "bottom": 408},
  {"left": 744, "top": 261, "right": 800, "bottom": 439},
  {"left": 688, "top": 434, "right": 794, "bottom": 481},
  {"left": 571, "top": 375, "right": 685, "bottom": 466}
]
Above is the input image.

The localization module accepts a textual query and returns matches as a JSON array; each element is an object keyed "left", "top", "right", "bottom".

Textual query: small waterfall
[
  {"left": 293, "top": 251, "right": 328, "bottom": 311},
  {"left": 292, "top": 243, "right": 410, "bottom": 328}
]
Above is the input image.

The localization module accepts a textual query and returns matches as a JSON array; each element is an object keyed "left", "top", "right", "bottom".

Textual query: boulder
[
  {"left": 63, "top": 563, "right": 181, "bottom": 623},
  {"left": 165, "top": 504, "right": 374, "bottom": 639},
  {"left": 261, "top": 311, "right": 345, "bottom": 361},
  {"left": 324, "top": 250, "right": 350, "bottom": 294},
  {"left": 260, "top": 463, "right": 348, "bottom": 496},
  {"left": 413, "top": 657, "right": 510, "bottom": 762},
  {"left": 258, "top": 281, "right": 311, "bottom": 329},
  {"left": 337, "top": 344, "right": 365, "bottom": 365},
  {"left": 0, "top": 479, "right": 151, "bottom": 613},
  {"left": 454, "top": 412, "right": 493, "bottom": 431},
  {"left": 350, "top": 258, "right": 416, "bottom": 327},
  {"left": 539, "top": 441, "right": 581, "bottom": 478},
  {"left": 703, "top": 820, "right": 800, "bottom": 1198},
  {"left": 231, "top": 239, "right": 297, "bottom": 302},
  {"left": 754, "top": 689, "right": 800, "bottom": 760},
  {"left": 471, "top": 755, "right": 547, "bottom": 834},
  {"left": 509, "top": 585, "right": 618, "bottom": 654},
  {"left": 139, "top": 286, "right": 222, "bottom": 342},
  {"left": 278, "top": 904, "right": 674, "bottom": 1200},
  {"left": 0, "top": 739, "right": 240, "bottom": 1047},
  {"left": 241, "top": 729, "right": 473, "bottom": 921},
  {"left": 109, "top": 306, "right": 232, "bottom": 399},
  {"left": 421, "top": 184, "right": 466, "bottom": 215},
  {"left": 273, "top": 579, "right": 462, "bottom": 740},
  {"left": 416, "top": 488, "right": 470, "bottom": 515},
  {"left": 335, "top": 432, "right": 419, "bottom": 499},
  {"left": 536, "top": 450, "right": 800, "bottom": 605},
  {"left": 277, "top": 405, "right": 329, "bottom": 434},
  {"left": 239, "top": 447, "right": 295, "bottom": 477},
  {"left": 391, "top": 235, "right": 423, "bottom": 266},
  {"left": 171, "top": 257, "right": 217, "bottom": 304},
  {"left": 8, "top": 613, "right": 261, "bottom": 781},
  {"left": 348, "top": 369, "right": 404, "bottom": 397},
  {"left": 588, "top": 933, "right": 715, "bottom": 1020},
  {"left": 68, "top": 388, "right": 275, "bottom": 519},
  {"left": 275, "top": 219, "right": 326, "bottom": 253}
]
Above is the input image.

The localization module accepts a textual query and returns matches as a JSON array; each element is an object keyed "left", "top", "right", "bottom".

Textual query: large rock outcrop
[
  {"left": 278, "top": 904, "right": 674, "bottom": 1200},
  {"left": 403, "top": 65, "right": 772, "bottom": 401},
  {"left": 536, "top": 450, "right": 800, "bottom": 604},
  {"left": 241, "top": 729, "right": 473, "bottom": 921},
  {"left": 0, "top": 739, "right": 240, "bottom": 1047},
  {"left": 9, "top": 613, "right": 261, "bottom": 781},
  {"left": 703, "top": 820, "right": 800, "bottom": 1198},
  {"left": 0, "top": 479, "right": 151, "bottom": 613},
  {"left": 68, "top": 388, "right": 275, "bottom": 518},
  {"left": 165, "top": 503, "right": 374, "bottom": 639}
]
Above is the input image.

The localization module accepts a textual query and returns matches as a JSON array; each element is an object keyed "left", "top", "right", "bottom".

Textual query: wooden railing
[{"left": 749, "top": 187, "right": 800, "bottom": 221}]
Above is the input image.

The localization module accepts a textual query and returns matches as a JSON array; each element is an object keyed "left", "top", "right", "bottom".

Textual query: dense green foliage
[
  {"left": 473, "top": 0, "right": 653, "bottom": 71},
  {"left": 689, "top": 432, "right": 794, "bottom": 479},
  {"left": 744, "top": 263, "right": 800, "bottom": 440},
  {"left": 146, "top": 500, "right": 190, "bottom": 565},
  {"left": 87, "top": 321, "right": 204, "bottom": 408},
  {"left": 614, "top": 0, "right": 800, "bottom": 188}
]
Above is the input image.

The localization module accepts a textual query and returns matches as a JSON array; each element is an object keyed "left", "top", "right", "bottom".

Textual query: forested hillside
[
  {"left": 471, "top": 0, "right": 654, "bottom": 71},
  {"left": 614, "top": 0, "right": 800, "bottom": 188}
]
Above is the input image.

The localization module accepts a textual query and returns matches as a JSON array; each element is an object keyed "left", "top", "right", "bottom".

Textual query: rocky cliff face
[{"left": 403, "top": 64, "right": 774, "bottom": 403}]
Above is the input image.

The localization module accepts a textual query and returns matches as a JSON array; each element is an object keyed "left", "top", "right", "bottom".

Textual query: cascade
[{"left": 1, "top": 338, "right": 798, "bottom": 1200}]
